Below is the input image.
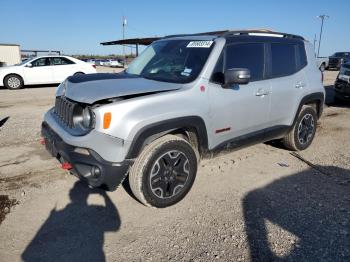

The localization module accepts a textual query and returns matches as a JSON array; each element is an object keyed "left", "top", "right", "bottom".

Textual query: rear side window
[
  {"left": 296, "top": 44, "right": 307, "bottom": 70},
  {"left": 269, "top": 42, "right": 307, "bottom": 78},
  {"left": 51, "top": 57, "right": 75, "bottom": 65},
  {"left": 270, "top": 43, "right": 296, "bottom": 78},
  {"left": 225, "top": 43, "right": 264, "bottom": 81}
]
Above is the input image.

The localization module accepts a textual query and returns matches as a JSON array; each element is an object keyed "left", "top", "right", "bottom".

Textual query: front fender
[{"left": 125, "top": 116, "right": 208, "bottom": 159}]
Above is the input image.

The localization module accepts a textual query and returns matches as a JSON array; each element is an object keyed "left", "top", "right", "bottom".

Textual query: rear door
[
  {"left": 23, "top": 57, "right": 54, "bottom": 84},
  {"left": 51, "top": 57, "right": 77, "bottom": 82},
  {"left": 208, "top": 42, "right": 271, "bottom": 147},
  {"left": 267, "top": 42, "right": 307, "bottom": 127}
]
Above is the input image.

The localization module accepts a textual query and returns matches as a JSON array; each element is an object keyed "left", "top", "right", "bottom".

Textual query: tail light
[{"left": 92, "top": 64, "right": 96, "bottom": 69}]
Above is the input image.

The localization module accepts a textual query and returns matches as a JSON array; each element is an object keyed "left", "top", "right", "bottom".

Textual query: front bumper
[
  {"left": 41, "top": 122, "right": 131, "bottom": 190},
  {"left": 334, "top": 79, "right": 350, "bottom": 100}
]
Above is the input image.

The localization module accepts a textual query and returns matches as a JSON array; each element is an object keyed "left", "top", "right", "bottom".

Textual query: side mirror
[
  {"left": 26, "top": 63, "right": 33, "bottom": 68},
  {"left": 223, "top": 68, "right": 250, "bottom": 88}
]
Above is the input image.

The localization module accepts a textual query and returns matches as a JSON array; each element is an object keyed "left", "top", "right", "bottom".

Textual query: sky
[{"left": 1, "top": 0, "right": 349, "bottom": 56}]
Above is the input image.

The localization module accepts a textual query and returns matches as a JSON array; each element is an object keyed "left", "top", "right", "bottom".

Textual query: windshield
[
  {"left": 126, "top": 39, "right": 214, "bottom": 83},
  {"left": 333, "top": 52, "right": 350, "bottom": 57},
  {"left": 15, "top": 58, "right": 34, "bottom": 66}
]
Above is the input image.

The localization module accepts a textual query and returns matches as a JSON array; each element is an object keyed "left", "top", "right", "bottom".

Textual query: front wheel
[
  {"left": 282, "top": 106, "right": 317, "bottom": 151},
  {"left": 129, "top": 135, "right": 198, "bottom": 208},
  {"left": 4, "top": 74, "right": 24, "bottom": 90}
]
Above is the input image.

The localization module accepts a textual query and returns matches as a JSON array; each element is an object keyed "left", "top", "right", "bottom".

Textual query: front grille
[
  {"left": 54, "top": 96, "right": 76, "bottom": 128},
  {"left": 329, "top": 58, "right": 340, "bottom": 67},
  {"left": 343, "top": 64, "right": 350, "bottom": 70}
]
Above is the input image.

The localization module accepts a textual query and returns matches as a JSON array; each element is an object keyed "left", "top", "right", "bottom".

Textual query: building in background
[{"left": 0, "top": 43, "right": 21, "bottom": 67}]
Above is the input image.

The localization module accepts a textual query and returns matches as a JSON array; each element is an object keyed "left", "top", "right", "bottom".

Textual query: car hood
[
  {"left": 58, "top": 73, "right": 182, "bottom": 104},
  {"left": 0, "top": 65, "right": 20, "bottom": 73}
]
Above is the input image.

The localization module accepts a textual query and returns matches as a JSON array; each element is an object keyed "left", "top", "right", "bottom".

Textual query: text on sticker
[{"left": 187, "top": 41, "right": 213, "bottom": 48}]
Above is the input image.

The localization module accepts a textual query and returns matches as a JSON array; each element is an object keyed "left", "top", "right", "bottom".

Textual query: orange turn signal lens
[{"left": 103, "top": 112, "right": 112, "bottom": 129}]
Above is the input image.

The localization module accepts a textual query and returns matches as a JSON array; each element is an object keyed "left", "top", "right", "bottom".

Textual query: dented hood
[{"left": 57, "top": 73, "right": 181, "bottom": 104}]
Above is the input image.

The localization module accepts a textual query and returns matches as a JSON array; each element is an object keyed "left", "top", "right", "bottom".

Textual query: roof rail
[
  {"left": 163, "top": 30, "right": 230, "bottom": 39},
  {"left": 163, "top": 29, "right": 304, "bottom": 40},
  {"left": 222, "top": 30, "right": 304, "bottom": 40}
]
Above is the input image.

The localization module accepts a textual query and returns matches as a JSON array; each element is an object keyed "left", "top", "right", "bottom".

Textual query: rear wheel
[
  {"left": 129, "top": 135, "right": 198, "bottom": 208},
  {"left": 4, "top": 74, "right": 23, "bottom": 90},
  {"left": 319, "top": 63, "right": 326, "bottom": 72},
  {"left": 282, "top": 106, "right": 317, "bottom": 151}
]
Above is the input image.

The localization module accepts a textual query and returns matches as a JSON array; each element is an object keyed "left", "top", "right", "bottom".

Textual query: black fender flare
[
  {"left": 125, "top": 116, "right": 209, "bottom": 159},
  {"left": 292, "top": 92, "right": 324, "bottom": 127}
]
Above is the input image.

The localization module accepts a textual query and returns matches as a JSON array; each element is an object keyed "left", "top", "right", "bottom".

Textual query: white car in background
[
  {"left": 109, "top": 60, "right": 123, "bottom": 67},
  {"left": 0, "top": 55, "right": 97, "bottom": 90}
]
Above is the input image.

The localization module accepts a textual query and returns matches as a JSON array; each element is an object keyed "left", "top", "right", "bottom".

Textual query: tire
[
  {"left": 333, "top": 95, "right": 343, "bottom": 105},
  {"left": 282, "top": 106, "right": 317, "bottom": 151},
  {"left": 4, "top": 74, "right": 24, "bottom": 90},
  {"left": 129, "top": 135, "right": 198, "bottom": 208},
  {"left": 320, "top": 63, "right": 326, "bottom": 72}
]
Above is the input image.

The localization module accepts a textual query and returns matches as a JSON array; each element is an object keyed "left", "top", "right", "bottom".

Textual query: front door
[
  {"left": 24, "top": 57, "right": 54, "bottom": 84},
  {"left": 208, "top": 42, "right": 271, "bottom": 148}
]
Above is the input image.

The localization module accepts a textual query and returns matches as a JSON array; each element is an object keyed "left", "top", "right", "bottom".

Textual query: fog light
[
  {"left": 91, "top": 166, "right": 101, "bottom": 179},
  {"left": 73, "top": 147, "right": 90, "bottom": 155}
]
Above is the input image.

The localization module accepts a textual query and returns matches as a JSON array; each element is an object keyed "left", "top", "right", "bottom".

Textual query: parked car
[
  {"left": 316, "top": 57, "right": 329, "bottom": 72},
  {"left": 109, "top": 60, "right": 123, "bottom": 68},
  {"left": 94, "top": 59, "right": 105, "bottom": 66},
  {"left": 41, "top": 30, "right": 324, "bottom": 208},
  {"left": 328, "top": 52, "right": 350, "bottom": 70},
  {"left": 103, "top": 60, "right": 111, "bottom": 67},
  {"left": 0, "top": 55, "right": 96, "bottom": 89},
  {"left": 334, "top": 61, "right": 350, "bottom": 101}
]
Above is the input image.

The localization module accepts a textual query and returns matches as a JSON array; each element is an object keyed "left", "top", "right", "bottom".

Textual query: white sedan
[{"left": 0, "top": 55, "right": 97, "bottom": 90}]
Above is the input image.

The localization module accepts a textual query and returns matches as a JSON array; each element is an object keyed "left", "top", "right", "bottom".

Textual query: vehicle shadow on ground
[
  {"left": 0, "top": 116, "right": 10, "bottom": 128},
  {"left": 0, "top": 84, "right": 59, "bottom": 90},
  {"left": 21, "top": 181, "right": 120, "bottom": 262},
  {"left": 243, "top": 165, "right": 350, "bottom": 261},
  {"left": 324, "top": 85, "right": 350, "bottom": 108}
]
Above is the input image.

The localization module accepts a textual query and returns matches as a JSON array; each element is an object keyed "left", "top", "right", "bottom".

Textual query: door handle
[
  {"left": 295, "top": 82, "right": 305, "bottom": 89},
  {"left": 256, "top": 88, "right": 269, "bottom": 96}
]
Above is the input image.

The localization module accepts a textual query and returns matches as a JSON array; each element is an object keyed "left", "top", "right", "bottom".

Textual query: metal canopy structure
[
  {"left": 100, "top": 29, "right": 304, "bottom": 56},
  {"left": 101, "top": 37, "right": 160, "bottom": 56},
  {"left": 22, "top": 49, "right": 61, "bottom": 56}
]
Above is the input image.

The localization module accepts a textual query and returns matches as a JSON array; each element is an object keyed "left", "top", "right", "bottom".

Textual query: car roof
[
  {"left": 29, "top": 55, "right": 75, "bottom": 59},
  {"left": 162, "top": 29, "right": 305, "bottom": 44}
]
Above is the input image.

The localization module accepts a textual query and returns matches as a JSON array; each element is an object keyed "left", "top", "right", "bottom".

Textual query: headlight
[{"left": 82, "top": 107, "right": 93, "bottom": 129}]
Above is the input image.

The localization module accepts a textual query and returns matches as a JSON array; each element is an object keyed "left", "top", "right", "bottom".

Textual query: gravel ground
[{"left": 0, "top": 69, "right": 349, "bottom": 261}]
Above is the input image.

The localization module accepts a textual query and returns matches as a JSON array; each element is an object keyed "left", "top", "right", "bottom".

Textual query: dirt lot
[{"left": 0, "top": 69, "right": 349, "bottom": 261}]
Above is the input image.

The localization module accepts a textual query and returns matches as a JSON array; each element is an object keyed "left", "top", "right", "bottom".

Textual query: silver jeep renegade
[{"left": 42, "top": 30, "right": 325, "bottom": 208}]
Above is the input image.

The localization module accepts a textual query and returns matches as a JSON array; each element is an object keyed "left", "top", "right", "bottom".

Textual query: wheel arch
[
  {"left": 125, "top": 116, "right": 209, "bottom": 159},
  {"left": 292, "top": 92, "right": 324, "bottom": 127},
  {"left": 3, "top": 73, "right": 24, "bottom": 86}
]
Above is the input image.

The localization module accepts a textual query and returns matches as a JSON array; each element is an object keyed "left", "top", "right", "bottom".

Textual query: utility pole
[
  {"left": 122, "top": 16, "right": 127, "bottom": 67},
  {"left": 317, "top": 14, "right": 329, "bottom": 57},
  {"left": 313, "top": 34, "right": 317, "bottom": 52}
]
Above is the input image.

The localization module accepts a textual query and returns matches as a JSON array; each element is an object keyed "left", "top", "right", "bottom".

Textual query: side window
[
  {"left": 296, "top": 44, "right": 307, "bottom": 70},
  {"left": 270, "top": 43, "right": 296, "bottom": 78},
  {"left": 51, "top": 57, "right": 75, "bottom": 65},
  {"left": 225, "top": 43, "right": 265, "bottom": 82},
  {"left": 31, "top": 58, "right": 50, "bottom": 67}
]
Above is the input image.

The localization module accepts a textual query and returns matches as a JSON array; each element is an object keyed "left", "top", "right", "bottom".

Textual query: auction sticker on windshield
[{"left": 187, "top": 41, "right": 213, "bottom": 48}]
